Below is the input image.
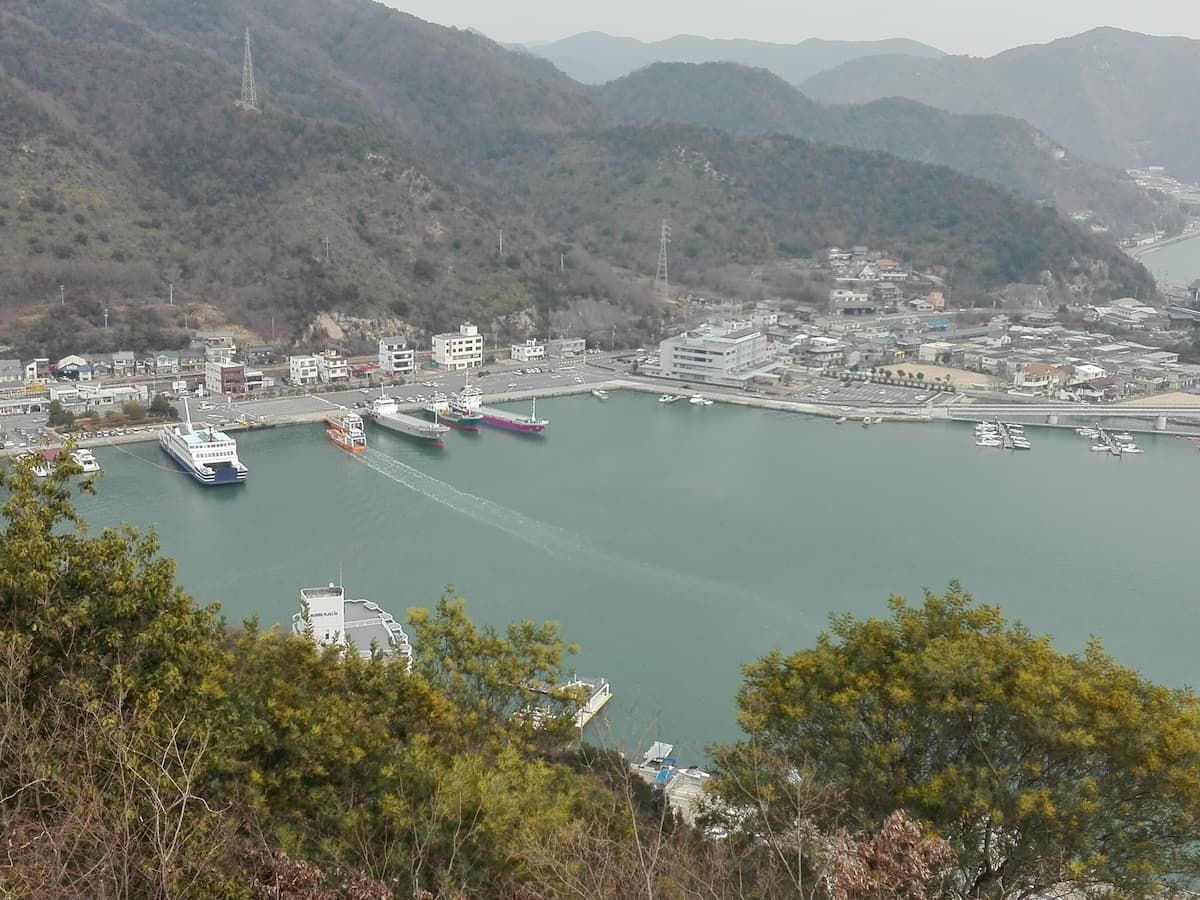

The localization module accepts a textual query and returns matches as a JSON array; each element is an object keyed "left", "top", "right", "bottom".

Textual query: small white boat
[
  {"left": 70, "top": 448, "right": 101, "bottom": 473},
  {"left": 1076, "top": 427, "right": 1099, "bottom": 436},
  {"left": 689, "top": 393, "right": 706, "bottom": 406},
  {"left": 658, "top": 394, "right": 673, "bottom": 403},
  {"left": 976, "top": 439, "right": 1002, "bottom": 447},
  {"left": 591, "top": 389, "right": 610, "bottom": 400},
  {"left": 1091, "top": 445, "right": 1110, "bottom": 452},
  {"left": 835, "top": 416, "right": 848, "bottom": 424},
  {"left": 1123, "top": 446, "right": 1143, "bottom": 454},
  {"left": 1113, "top": 432, "right": 1134, "bottom": 442}
]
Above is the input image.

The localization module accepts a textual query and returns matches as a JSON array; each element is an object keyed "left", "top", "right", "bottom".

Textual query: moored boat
[
  {"left": 456, "top": 383, "right": 548, "bottom": 434},
  {"left": 158, "top": 400, "right": 248, "bottom": 486},
  {"left": 326, "top": 410, "right": 367, "bottom": 452},
  {"left": 591, "top": 388, "right": 610, "bottom": 400},
  {"left": 70, "top": 448, "right": 101, "bottom": 472},
  {"left": 422, "top": 392, "right": 483, "bottom": 430},
  {"left": 367, "top": 388, "right": 450, "bottom": 446}
]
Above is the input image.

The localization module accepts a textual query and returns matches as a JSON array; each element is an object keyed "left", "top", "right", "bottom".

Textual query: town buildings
[
  {"left": 378, "top": 337, "right": 415, "bottom": 377},
  {"left": 432, "top": 323, "right": 484, "bottom": 370},
  {"left": 511, "top": 339, "right": 546, "bottom": 363},
  {"left": 317, "top": 351, "right": 349, "bottom": 385},
  {"left": 650, "top": 322, "right": 770, "bottom": 386},
  {"left": 289, "top": 355, "right": 320, "bottom": 386}
]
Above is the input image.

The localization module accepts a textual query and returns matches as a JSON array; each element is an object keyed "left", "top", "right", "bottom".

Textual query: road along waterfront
[{"left": 71, "top": 391, "right": 1200, "bottom": 761}]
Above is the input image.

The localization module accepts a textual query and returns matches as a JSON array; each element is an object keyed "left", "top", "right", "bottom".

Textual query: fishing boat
[
  {"left": 591, "top": 388, "right": 610, "bottom": 400},
  {"left": 325, "top": 410, "right": 367, "bottom": 452}
]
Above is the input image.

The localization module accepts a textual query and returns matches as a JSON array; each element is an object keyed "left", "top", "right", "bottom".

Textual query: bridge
[{"left": 937, "top": 403, "right": 1200, "bottom": 430}]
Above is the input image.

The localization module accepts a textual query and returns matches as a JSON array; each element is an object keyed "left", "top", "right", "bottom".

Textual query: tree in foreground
[{"left": 711, "top": 583, "right": 1200, "bottom": 899}]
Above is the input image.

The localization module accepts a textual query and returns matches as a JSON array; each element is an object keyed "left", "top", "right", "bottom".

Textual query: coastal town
[{"left": 5, "top": 245, "right": 1200, "bottom": 440}]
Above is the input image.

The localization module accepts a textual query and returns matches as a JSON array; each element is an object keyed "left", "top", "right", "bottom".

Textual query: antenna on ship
[
  {"left": 655, "top": 219, "right": 671, "bottom": 305},
  {"left": 236, "top": 28, "right": 259, "bottom": 112}
]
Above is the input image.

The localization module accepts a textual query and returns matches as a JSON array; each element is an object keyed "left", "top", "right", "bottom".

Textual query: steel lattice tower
[
  {"left": 237, "top": 29, "right": 259, "bottom": 112},
  {"left": 655, "top": 220, "right": 671, "bottom": 303}
]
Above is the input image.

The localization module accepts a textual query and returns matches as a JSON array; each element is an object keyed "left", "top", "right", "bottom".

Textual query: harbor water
[
  {"left": 1141, "top": 233, "right": 1200, "bottom": 286},
  {"left": 78, "top": 394, "right": 1200, "bottom": 761}
]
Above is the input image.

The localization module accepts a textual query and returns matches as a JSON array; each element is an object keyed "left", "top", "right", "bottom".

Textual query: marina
[{"left": 70, "top": 392, "right": 1200, "bottom": 759}]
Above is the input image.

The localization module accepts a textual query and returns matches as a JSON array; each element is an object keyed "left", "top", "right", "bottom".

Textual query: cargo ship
[
  {"left": 158, "top": 400, "right": 247, "bottom": 486},
  {"left": 422, "top": 392, "right": 483, "bottom": 431},
  {"left": 366, "top": 388, "right": 450, "bottom": 447},
  {"left": 325, "top": 410, "right": 366, "bottom": 452},
  {"left": 455, "top": 383, "right": 547, "bottom": 435}
]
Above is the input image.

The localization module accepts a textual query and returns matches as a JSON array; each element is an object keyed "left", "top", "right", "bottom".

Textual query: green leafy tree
[
  {"left": 47, "top": 399, "right": 75, "bottom": 427},
  {"left": 714, "top": 584, "right": 1200, "bottom": 899},
  {"left": 123, "top": 400, "right": 146, "bottom": 420}
]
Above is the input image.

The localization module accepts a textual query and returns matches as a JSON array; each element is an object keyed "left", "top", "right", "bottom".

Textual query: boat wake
[{"left": 357, "top": 449, "right": 742, "bottom": 601}]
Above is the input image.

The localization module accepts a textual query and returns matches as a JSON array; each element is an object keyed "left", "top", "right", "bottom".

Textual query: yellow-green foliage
[{"left": 717, "top": 582, "right": 1200, "bottom": 898}]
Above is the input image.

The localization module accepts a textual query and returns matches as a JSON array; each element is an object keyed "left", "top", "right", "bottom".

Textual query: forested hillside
[
  {"left": 597, "top": 62, "right": 1181, "bottom": 237},
  {"left": 0, "top": 0, "right": 1153, "bottom": 358}
]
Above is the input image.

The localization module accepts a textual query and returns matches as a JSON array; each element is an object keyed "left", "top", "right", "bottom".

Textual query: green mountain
[
  {"left": 801, "top": 27, "right": 1200, "bottom": 180},
  {"left": 520, "top": 31, "right": 944, "bottom": 85},
  {"left": 0, "top": 0, "right": 1151, "bottom": 356},
  {"left": 597, "top": 62, "right": 1180, "bottom": 237},
  {"left": 487, "top": 123, "right": 1148, "bottom": 295}
]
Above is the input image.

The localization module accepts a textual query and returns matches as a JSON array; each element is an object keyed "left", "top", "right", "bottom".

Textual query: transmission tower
[
  {"left": 655, "top": 219, "right": 671, "bottom": 303},
  {"left": 236, "top": 28, "right": 259, "bottom": 112}
]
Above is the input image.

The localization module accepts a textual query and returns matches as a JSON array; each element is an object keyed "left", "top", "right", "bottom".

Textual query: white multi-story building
[
  {"left": 317, "top": 351, "right": 349, "bottom": 384},
  {"left": 511, "top": 339, "right": 546, "bottom": 363},
  {"left": 289, "top": 355, "right": 320, "bottom": 386},
  {"left": 378, "top": 337, "right": 415, "bottom": 376},
  {"left": 432, "top": 323, "right": 484, "bottom": 371},
  {"left": 655, "top": 323, "right": 768, "bottom": 385}
]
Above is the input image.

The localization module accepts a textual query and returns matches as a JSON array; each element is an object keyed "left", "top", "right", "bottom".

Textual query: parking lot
[{"left": 796, "top": 379, "right": 944, "bottom": 408}]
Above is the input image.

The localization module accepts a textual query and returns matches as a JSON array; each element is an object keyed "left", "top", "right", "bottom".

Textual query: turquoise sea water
[{"left": 77, "top": 394, "right": 1200, "bottom": 761}]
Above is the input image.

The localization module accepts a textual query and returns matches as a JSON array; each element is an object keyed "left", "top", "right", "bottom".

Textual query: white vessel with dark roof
[{"left": 293, "top": 582, "right": 413, "bottom": 669}]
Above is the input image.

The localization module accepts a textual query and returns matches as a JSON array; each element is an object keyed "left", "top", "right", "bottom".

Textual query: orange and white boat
[{"left": 325, "top": 410, "right": 366, "bottom": 453}]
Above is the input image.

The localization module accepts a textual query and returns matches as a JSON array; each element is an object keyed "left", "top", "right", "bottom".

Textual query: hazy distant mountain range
[
  {"left": 801, "top": 27, "right": 1200, "bottom": 180},
  {"left": 521, "top": 32, "right": 945, "bottom": 85}
]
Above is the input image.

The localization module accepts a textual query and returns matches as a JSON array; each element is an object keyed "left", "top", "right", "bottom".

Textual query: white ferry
[
  {"left": 158, "top": 401, "right": 247, "bottom": 486},
  {"left": 293, "top": 583, "right": 413, "bottom": 670}
]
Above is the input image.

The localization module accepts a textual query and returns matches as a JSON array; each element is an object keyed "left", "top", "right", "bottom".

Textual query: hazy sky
[{"left": 384, "top": 0, "right": 1200, "bottom": 56}]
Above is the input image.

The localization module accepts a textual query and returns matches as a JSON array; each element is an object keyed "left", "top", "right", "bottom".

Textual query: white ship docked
[
  {"left": 293, "top": 582, "right": 413, "bottom": 669},
  {"left": 158, "top": 400, "right": 247, "bottom": 486}
]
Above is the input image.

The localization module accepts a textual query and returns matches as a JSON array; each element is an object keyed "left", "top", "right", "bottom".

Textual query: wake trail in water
[{"left": 357, "top": 449, "right": 743, "bottom": 602}]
